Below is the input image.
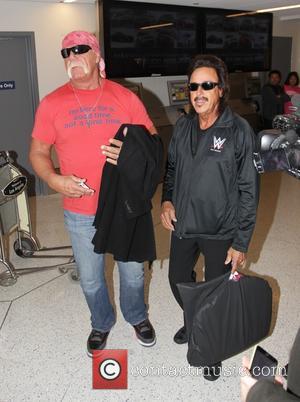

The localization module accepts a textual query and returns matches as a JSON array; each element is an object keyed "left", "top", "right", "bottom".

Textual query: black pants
[{"left": 169, "top": 233, "right": 232, "bottom": 309}]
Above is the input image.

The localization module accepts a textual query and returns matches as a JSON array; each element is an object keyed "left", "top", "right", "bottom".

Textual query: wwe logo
[{"left": 213, "top": 136, "right": 226, "bottom": 150}]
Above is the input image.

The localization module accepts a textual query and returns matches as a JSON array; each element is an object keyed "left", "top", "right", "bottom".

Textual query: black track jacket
[{"left": 162, "top": 106, "right": 259, "bottom": 252}]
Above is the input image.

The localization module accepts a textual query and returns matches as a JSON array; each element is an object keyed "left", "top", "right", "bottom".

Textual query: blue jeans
[{"left": 64, "top": 210, "right": 147, "bottom": 332}]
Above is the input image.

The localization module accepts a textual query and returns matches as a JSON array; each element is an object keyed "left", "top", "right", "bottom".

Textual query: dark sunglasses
[
  {"left": 188, "top": 82, "right": 219, "bottom": 91},
  {"left": 61, "top": 44, "right": 92, "bottom": 59}
]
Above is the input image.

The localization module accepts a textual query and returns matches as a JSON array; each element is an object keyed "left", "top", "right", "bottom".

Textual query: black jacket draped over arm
[{"left": 92, "top": 124, "right": 163, "bottom": 262}]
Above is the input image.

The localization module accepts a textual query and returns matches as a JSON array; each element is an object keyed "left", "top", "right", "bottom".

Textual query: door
[
  {"left": 0, "top": 32, "right": 40, "bottom": 195},
  {"left": 272, "top": 36, "right": 292, "bottom": 85}
]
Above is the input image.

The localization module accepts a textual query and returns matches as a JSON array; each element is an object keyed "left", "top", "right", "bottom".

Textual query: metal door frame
[{"left": 0, "top": 31, "right": 42, "bottom": 193}]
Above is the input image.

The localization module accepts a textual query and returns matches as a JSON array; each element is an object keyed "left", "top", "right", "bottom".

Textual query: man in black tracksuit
[
  {"left": 261, "top": 69, "right": 290, "bottom": 129},
  {"left": 161, "top": 54, "right": 259, "bottom": 381}
]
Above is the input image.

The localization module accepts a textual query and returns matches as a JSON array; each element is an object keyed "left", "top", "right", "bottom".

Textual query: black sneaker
[
  {"left": 133, "top": 319, "right": 156, "bottom": 347},
  {"left": 203, "top": 362, "right": 222, "bottom": 381},
  {"left": 87, "top": 329, "right": 109, "bottom": 357},
  {"left": 174, "top": 326, "right": 188, "bottom": 344}
]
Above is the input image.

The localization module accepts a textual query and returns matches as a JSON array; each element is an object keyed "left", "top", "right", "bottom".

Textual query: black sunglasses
[
  {"left": 61, "top": 44, "right": 92, "bottom": 59},
  {"left": 188, "top": 82, "right": 219, "bottom": 91}
]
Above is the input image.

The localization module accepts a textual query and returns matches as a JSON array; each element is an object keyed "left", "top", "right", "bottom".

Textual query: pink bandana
[{"left": 61, "top": 30, "right": 106, "bottom": 78}]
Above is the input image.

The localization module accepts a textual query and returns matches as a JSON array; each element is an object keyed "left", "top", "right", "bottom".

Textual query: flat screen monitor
[
  {"left": 102, "top": 0, "right": 200, "bottom": 77},
  {"left": 204, "top": 11, "right": 272, "bottom": 72},
  {"left": 101, "top": 1, "right": 273, "bottom": 78}
]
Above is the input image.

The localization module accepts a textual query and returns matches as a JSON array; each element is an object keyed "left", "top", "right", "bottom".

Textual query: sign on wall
[{"left": 0, "top": 81, "right": 15, "bottom": 90}]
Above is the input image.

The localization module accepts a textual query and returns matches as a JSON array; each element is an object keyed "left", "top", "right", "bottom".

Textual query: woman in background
[{"left": 284, "top": 71, "right": 300, "bottom": 114}]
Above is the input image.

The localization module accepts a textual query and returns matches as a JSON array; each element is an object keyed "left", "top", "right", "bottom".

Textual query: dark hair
[
  {"left": 268, "top": 69, "right": 281, "bottom": 79},
  {"left": 285, "top": 71, "right": 299, "bottom": 86},
  {"left": 187, "top": 54, "right": 229, "bottom": 114}
]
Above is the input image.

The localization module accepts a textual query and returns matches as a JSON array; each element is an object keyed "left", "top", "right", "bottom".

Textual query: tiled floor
[{"left": 0, "top": 174, "right": 299, "bottom": 402}]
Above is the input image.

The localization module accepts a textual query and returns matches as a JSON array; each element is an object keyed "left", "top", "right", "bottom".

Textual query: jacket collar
[
  {"left": 210, "top": 106, "right": 234, "bottom": 128},
  {"left": 192, "top": 105, "right": 234, "bottom": 129}
]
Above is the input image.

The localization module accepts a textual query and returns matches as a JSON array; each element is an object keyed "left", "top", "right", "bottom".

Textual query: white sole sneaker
[
  {"left": 136, "top": 336, "right": 157, "bottom": 347},
  {"left": 86, "top": 347, "right": 107, "bottom": 358}
]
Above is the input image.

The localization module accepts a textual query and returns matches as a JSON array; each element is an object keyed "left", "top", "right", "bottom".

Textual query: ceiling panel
[
  {"left": 8, "top": 0, "right": 300, "bottom": 7},
  {"left": 5, "top": 0, "right": 300, "bottom": 18},
  {"left": 117, "top": 0, "right": 300, "bottom": 18},
  {"left": 5, "top": 0, "right": 96, "bottom": 3}
]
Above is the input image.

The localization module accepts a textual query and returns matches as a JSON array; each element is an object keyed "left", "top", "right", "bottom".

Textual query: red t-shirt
[{"left": 32, "top": 79, "right": 153, "bottom": 215}]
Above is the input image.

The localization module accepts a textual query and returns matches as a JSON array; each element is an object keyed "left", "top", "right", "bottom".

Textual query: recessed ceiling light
[
  {"left": 258, "top": 4, "right": 300, "bottom": 13},
  {"left": 227, "top": 4, "right": 300, "bottom": 18}
]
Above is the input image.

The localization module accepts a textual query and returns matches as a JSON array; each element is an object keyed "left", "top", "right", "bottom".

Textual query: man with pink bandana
[{"left": 29, "top": 31, "right": 157, "bottom": 356}]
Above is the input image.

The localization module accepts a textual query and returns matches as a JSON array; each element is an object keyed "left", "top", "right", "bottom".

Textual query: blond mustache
[{"left": 67, "top": 60, "right": 89, "bottom": 79}]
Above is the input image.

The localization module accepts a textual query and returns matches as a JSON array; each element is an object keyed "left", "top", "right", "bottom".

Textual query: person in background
[
  {"left": 160, "top": 54, "right": 258, "bottom": 381},
  {"left": 241, "top": 328, "right": 300, "bottom": 402},
  {"left": 285, "top": 71, "right": 299, "bottom": 87},
  {"left": 261, "top": 70, "right": 290, "bottom": 129},
  {"left": 284, "top": 71, "right": 300, "bottom": 114},
  {"left": 29, "top": 31, "right": 157, "bottom": 357}
]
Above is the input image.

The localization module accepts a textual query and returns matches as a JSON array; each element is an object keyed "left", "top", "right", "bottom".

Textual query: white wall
[
  {"left": 0, "top": 1, "right": 97, "bottom": 99},
  {"left": 120, "top": 75, "right": 188, "bottom": 108},
  {"left": 273, "top": 17, "right": 300, "bottom": 73}
]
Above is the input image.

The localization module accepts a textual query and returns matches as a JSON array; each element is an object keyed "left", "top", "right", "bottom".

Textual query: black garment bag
[{"left": 177, "top": 271, "right": 273, "bottom": 367}]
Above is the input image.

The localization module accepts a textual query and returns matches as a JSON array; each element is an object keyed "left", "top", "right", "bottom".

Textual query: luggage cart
[{"left": 0, "top": 151, "right": 78, "bottom": 286}]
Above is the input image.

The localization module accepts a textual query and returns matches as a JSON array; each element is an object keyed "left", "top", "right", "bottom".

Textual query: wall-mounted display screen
[
  {"left": 109, "top": 8, "right": 197, "bottom": 50},
  {"left": 103, "top": 1, "right": 199, "bottom": 77},
  {"left": 101, "top": 0, "right": 273, "bottom": 78},
  {"left": 204, "top": 12, "right": 272, "bottom": 72}
]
